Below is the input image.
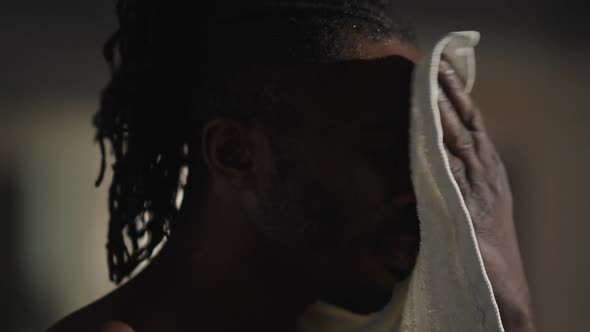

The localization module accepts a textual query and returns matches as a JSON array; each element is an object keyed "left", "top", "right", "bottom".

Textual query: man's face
[{"left": 260, "top": 39, "right": 422, "bottom": 312}]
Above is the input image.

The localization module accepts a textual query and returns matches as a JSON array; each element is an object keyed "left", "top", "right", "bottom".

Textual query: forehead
[
  {"left": 290, "top": 54, "right": 415, "bottom": 134},
  {"left": 293, "top": 37, "right": 418, "bottom": 128},
  {"left": 339, "top": 36, "right": 421, "bottom": 62}
]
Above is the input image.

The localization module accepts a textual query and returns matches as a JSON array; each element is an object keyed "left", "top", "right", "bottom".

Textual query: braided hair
[{"left": 94, "top": 0, "right": 415, "bottom": 284}]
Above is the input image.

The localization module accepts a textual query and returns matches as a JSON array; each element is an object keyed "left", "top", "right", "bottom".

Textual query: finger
[
  {"left": 439, "top": 59, "right": 486, "bottom": 132},
  {"left": 472, "top": 131, "right": 500, "bottom": 171},
  {"left": 438, "top": 87, "right": 482, "bottom": 174},
  {"left": 444, "top": 143, "right": 470, "bottom": 196}
]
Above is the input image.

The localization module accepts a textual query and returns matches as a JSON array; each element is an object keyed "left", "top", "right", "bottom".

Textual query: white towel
[{"left": 297, "top": 31, "right": 505, "bottom": 332}]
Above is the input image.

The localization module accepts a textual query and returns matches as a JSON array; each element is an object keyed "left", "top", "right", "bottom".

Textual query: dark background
[{"left": 1, "top": 1, "right": 589, "bottom": 331}]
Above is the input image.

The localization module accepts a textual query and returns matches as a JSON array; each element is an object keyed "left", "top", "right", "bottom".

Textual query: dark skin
[
  {"left": 438, "top": 58, "right": 535, "bottom": 331},
  {"left": 48, "top": 37, "right": 535, "bottom": 332}
]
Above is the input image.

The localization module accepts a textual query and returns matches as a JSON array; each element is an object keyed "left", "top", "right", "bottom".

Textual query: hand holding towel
[{"left": 298, "top": 31, "right": 508, "bottom": 332}]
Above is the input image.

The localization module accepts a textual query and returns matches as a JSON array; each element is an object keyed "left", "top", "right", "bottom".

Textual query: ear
[{"left": 201, "top": 119, "right": 262, "bottom": 190}]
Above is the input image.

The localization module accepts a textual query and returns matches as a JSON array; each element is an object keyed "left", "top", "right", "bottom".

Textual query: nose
[
  {"left": 392, "top": 192, "right": 416, "bottom": 212},
  {"left": 392, "top": 181, "right": 416, "bottom": 207},
  {"left": 394, "top": 191, "right": 420, "bottom": 234}
]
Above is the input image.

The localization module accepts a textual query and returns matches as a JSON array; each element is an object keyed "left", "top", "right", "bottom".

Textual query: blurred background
[{"left": 0, "top": 1, "right": 588, "bottom": 331}]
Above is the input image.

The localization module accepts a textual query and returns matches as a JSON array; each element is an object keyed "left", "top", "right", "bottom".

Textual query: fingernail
[{"left": 439, "top": 60, "right": 454, "bottom": 74}]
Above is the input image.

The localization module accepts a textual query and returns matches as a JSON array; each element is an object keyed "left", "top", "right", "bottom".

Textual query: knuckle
[
  {"left": 439, "top": 59, "right": 451, "bottom": 71},
  {"left": 463, "top": 108, "right": 477, "bottom": 126},
  {"left": 473, "top": 131, "right": 492, "bottom": 146},
  {"left": 454, "top": 135, "right": 475, "bottom": 152},
  {"left": 449, "top": 159, "right": 464, "bottom": 176},
  {"left": 438, "top": 97, "right": 453, "bottom": 110}
]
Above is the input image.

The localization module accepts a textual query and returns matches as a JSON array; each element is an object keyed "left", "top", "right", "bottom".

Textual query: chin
[
  {"left": 318, "top": 286, "right": 393, "bottom": 314},
  {"left": 317, "top": 258, "right": 413, "bottom": 314},
  {"left": 309, "top": 236, "right": 419, "bottom": 314}
]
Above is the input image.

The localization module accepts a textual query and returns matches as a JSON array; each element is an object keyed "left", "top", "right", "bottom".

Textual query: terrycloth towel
[{"left": 298, "top": 31, "right": 505, "bottom": 332}]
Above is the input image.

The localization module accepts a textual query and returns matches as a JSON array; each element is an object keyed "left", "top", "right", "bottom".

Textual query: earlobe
[{"left": 201, "top": 119, "right": 255, "bottom": 187}]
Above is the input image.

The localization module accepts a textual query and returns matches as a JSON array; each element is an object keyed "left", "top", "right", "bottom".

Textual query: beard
[
  {"left": 256, "top": 136, "right": 349, "bottom": 252},
  {"left": 251, "top": 136, "right": 399, "bottom": 313}
]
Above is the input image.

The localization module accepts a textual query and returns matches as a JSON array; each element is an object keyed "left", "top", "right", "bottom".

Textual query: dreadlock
[{"left": 94, "top": 0, "right": 415, "bottom": 284}]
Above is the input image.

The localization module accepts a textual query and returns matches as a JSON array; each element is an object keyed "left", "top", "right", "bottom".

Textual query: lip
[
  {"left": 372, "top": 217, "right": 420, "bottom": 253},
  {"left": 372, "top": 228, "right": 421, "bottom": 278},
  {"left": 368, "top": 202, "right": 420, "bottom": 277},
  {"left": 381, "top": 237, "right": 419, "bottom": 272}
]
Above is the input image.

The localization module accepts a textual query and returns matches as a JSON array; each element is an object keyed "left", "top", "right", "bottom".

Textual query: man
[{"left": 49, "top": 0, "right": 535, "bottom": 331}]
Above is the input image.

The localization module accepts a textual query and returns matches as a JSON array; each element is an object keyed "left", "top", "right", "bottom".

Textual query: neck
[{"left": 119, "top": 188, "right": 315, "bottom": 331}]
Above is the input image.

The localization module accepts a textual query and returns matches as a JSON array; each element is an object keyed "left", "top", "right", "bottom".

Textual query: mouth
[
  {"left": 378, "top": 233, "right": 420, "bottom": 279},
  {"left": 371, "top": 204, "right": 421, "bottom": 279}
]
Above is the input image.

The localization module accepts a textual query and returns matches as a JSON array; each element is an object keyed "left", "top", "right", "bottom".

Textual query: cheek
[
  {"left": 293, "top": 126, "right": 398, "bottom": 245},
  {"left": 310, "top": 147, "right": 393, "bottom": 243},
  {"left": 343, "top": 162, "right": 392, "bottom": 238}
]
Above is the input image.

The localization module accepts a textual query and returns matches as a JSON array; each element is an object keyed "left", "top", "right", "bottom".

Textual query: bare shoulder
[
  {"left": 48, "top": 318, "right": 134, "bottom": 332},
  {"left": 46, "top": 289, "right": 133, "bottom": 332},
  {"left": 97, "top": 321, "right": 135, "bottom": 332}
]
